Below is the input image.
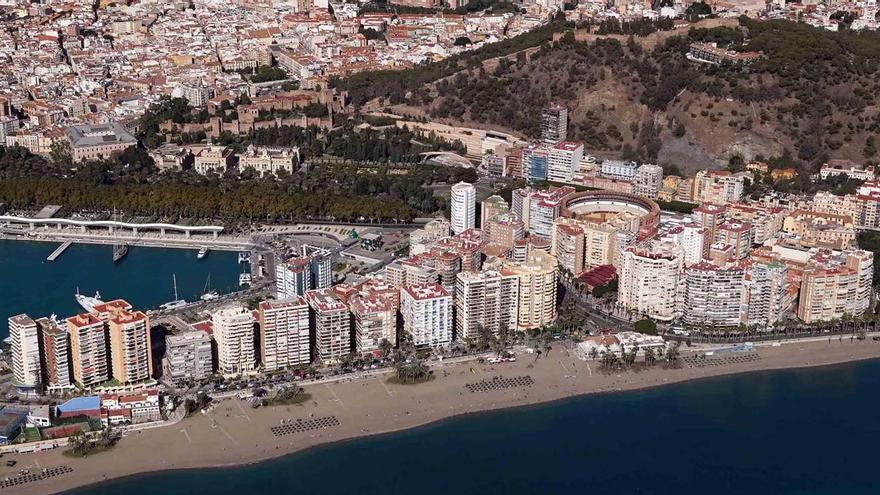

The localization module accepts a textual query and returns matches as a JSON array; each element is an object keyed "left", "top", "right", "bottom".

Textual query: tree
[
  {"left": 454, "top": 36, "right": 472, "bottom": 46},
  {"left": 49, "top": 140, "right": 73, "bottom": 166},
  {"left": 644, "top": 347, "right": 656, "bottom": 366},
  {"left": 666, "top": 342, "right": 681, "bottom": 367},
  {"left": 379, "top": 338, "right": 393, "bottom": 358},
  {"left": 634, "top": 319, "right": 658, "bottom": 335}
]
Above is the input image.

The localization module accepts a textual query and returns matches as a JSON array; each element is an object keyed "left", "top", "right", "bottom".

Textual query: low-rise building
[{"left": 65, "top": 122, "right": 137, "bottom": 162}]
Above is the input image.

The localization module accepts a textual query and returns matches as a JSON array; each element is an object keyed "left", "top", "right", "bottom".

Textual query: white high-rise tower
[{"left": 450, "top": 181, "right": 476, "bottom": 235}]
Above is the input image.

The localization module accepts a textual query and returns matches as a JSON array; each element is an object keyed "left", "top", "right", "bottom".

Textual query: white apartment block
[
  {"left": 619, "top": 241, "right": 684, "bottom": 322},
  {"left": 633, "top": 164, "right": 663, "bottom": 199},
  {"left": 8, "top": 314, "right": 41, "bottom": 390},
  {"left": 400, "top": 284, "right": 453, "bottom": 347},
  {"left": 601, "top": 160, "right": 639, "bottom": 181},
  {"left": 276, "top": 257, "right": 312, "bottom": 299},
  {"left": 305, "top": 289, "right": 352, "bottom": 364},
  {"left": 745, "top": 261, "right": 790, "bottom": 326},
  {"left": 179, "top": 82, "right": 213, "bottom": 107},
  {"left": 455, "top": 270, "right": 519, "bottom": 340},
  {"left": 258, "top": 298, "right": 311, "bottom": 371},
  {"left": 212, "top": 305, "right": 257, "bottom": 377},
  {"left": 694, "top": 170, "right": 745, "bottom": 204},
  {"left": 164, "top": 331, "right": 213, "bottom": 384},
  {"left": 683, "top": 262, "right": 745, "bottom": 327},
  {"left": 450, "top": 181, "right": 476, "bottom": 235},
  {"left": 547, "top": 141, "right": 583, "bottom": 183}
]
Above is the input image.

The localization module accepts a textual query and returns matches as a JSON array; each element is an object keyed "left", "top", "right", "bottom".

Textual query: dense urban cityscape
[{"left": 0, "top": 0, "right": 880, "bottom": 493}]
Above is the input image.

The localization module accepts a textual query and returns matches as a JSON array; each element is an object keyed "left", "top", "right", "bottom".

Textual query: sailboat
[
  {"left": 111, "top": 208, "right": 128, "bottom": 262},
  {"left": 159, "top": 274, "right": 187, "bottom": 311},
  {"left": 200, "top": 273, "right": 219, "bottom": 301}
]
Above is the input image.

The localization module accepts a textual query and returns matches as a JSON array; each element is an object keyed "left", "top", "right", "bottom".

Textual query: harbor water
[
  {"left": 67, "top": 358, "right": 880, "bottom": 495},
  {"left": 0, "top": 239, "right": 243, "bottom": 339}
]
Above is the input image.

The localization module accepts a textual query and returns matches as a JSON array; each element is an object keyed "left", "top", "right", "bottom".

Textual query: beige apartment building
[
  {"left": 66, "top": 313, "right": 110, "bottom": 387},
  {"left": 212, "top": 305, "right": 258, "bottom": 377},
  {"left": 108, "top": 310, "right": 153, "bottom": 384},
  {"left": 500, "top": 250, "right": 558, "bottom": 330},
  {"left": 305, "top": 289, "right": 352, "bottom": 364}
]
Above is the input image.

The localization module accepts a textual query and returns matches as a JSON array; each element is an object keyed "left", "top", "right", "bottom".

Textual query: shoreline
[
  {"left": 0, "top": 233, "right": 253, "bottom": 252},
  {"left": 8, "top": 339, "right": 880, "bottom": 495}
]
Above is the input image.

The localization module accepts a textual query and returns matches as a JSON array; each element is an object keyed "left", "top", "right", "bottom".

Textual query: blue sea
[
  {"left": 67, "top": 358, "right": 880, "bottom": 494},
  {"left": 0, "top": 239, "right": 242, "bottom": 339}
]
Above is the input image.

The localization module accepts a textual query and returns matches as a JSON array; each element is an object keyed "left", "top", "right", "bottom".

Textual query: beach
[{"left": 6, "top": 338, "right": 880, "bottom": 495}]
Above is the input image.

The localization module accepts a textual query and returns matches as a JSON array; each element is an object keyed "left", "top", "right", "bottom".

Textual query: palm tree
[
  {"left": 644, "top": 347, "right": 656, "bottom": 366},
  {"left": 666, "top": 342, "right": 681, "bottom": 367}
]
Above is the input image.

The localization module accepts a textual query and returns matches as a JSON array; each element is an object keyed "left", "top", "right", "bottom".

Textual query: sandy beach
[{"left": 5, "top": 338, "right": 880, "bottom": 495}]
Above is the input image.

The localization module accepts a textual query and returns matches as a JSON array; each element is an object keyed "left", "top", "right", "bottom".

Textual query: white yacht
[{"left": 75, "top": 289, "right": 104, "bottom": 313}]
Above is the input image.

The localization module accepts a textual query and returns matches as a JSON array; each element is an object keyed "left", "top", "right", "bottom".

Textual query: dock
[{"left": 46, "top": 240, "right": 73, "bottom": 261}]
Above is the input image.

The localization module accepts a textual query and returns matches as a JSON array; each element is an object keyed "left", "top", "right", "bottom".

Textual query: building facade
[
  {"left": 212, "top": 306, "right": 257, "bottom": 377},
  {"left": 450, "top": 181, "right": 476, "bottom": 235},
  {"left": 400, "top": 284, "right": 453, "bottom": 347},
  {"left": 8, "top": 314, "right": 41, "bottom": 391},
  {"left": 455, "top": 270, "right": 519, "bottom": 340},
  {"left": 305, "top": 289, "right": 351, "bottom": 364},
  {"left": 258, "top": 298, "right": 311, "bottom": 371}
]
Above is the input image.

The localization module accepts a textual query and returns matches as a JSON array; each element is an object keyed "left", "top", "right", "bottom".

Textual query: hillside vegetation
[{"left": 338, "top": 17, "right": 880, "bottom": 173}]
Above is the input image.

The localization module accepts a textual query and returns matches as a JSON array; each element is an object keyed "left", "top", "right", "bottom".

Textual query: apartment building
[
  {"left": 547, "top": 141, "right": 583, "bottom": 183},
  {"left": 500, "top": 250, "right": 558, "bottom": 330},
  {"left": 745, "top": 261, "right": 790, "bottom": 326},
  {"left": 683, "top": 262, "right": 745, "bottom": 327},
  {"left": 455, "top": 270, "right": 519, "bottom": 340},
  {"left": 523, "top": 145, "right": 550, "bottom": 181},
  {"left": 725, "top": 203, "right": 786, "bottom": 244},
  {"left": 541, "top": 104, "right": 568, "bottom": 144},
  {"left": 450, "top": 181, "right": 476, "bottom": 235},
  {"left": 480, "top": 195, "right": 509, "bottom": 230},
  {"left": 8, "top": 314, "right": 41, "bottom": 392},
  {"left": 693, "top": 170, "right": 744, "bottom": 205},
  {"left": 349, "top": 294, "right": 397, "bottom": 354},
  {"left": 164, "top": 331, "right": 213, "bottom": 384},
  {"left": 385, "top": 259, "right": 440, "bottom": 287},
  {"left": 600, "top": 160, "right": 638, "bottom": 181},
  {"left": 633, "top": 164, "right": 663, "bottom": 199},
  {"left": 715, "top": 220, "right": 753, "bottom": 261},
  {"left": 618, "top": 241, "right": 683, "bottom": 322},
  {"left": 400, "top": 284, "right": 453, "bottom": 347},
  {"left": 212, "top": 306, "right": 257, "bottom": 377},
  {"left": 108, "top": 310, "right": 153, "bottom": 384},
  {"left": 66, "top": 313, "right": 110, "bottom": 387},
  {"left": 551, "top": 218, "right": 585, "bottom": 275},
  {"left": 258, "top": 298, "right": 311, "bottom": 371},
  {"left": 35, "top": 317, "right": 73, "bottom": 393},
  {"left": 305, "top": 289, "right": 352, "bottom": 364}
]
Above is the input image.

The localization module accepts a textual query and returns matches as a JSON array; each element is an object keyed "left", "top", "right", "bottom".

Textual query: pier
[{"left": 46, "top": 240, "right": 73, "bottom": 261}]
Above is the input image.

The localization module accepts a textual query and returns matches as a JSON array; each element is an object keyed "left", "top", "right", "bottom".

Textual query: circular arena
[{"left": 560, "top": 190, "right": 660, "bottom": 241}]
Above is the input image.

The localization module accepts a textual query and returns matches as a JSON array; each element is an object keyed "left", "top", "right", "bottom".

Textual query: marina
[{"left": 0, "top": 240, "right": 243, "bottom": 340}]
